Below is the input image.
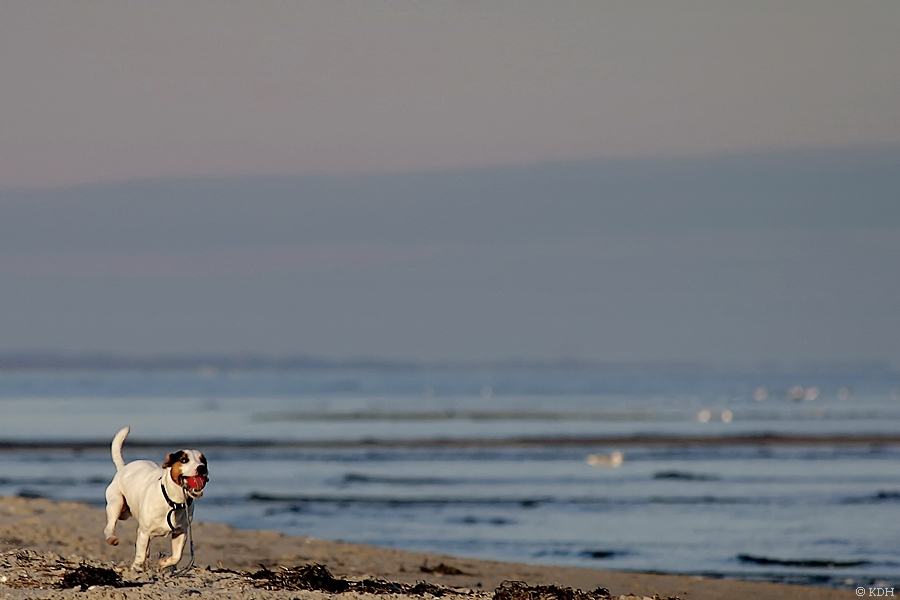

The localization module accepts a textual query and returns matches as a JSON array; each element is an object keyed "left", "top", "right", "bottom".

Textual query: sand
[{"left": 0, "top": 496, "right": 856, "bottom": 599}]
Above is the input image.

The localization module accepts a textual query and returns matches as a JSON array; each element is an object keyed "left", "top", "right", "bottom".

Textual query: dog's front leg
[
  {"left": 131, "top": 529, "right": 152, "bottom": 571},
  {"left": 159, "top": 532, "right": 186, "bottom": 569}
]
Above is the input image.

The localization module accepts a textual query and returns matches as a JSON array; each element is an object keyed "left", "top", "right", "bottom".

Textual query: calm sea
[{"left": 1, "top": 367, "right": 898, "bottom": 589}]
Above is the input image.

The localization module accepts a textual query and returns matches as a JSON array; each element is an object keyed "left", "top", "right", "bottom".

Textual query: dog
[{"left": 103, "top": 426, "right": 208, "bottom": 571}]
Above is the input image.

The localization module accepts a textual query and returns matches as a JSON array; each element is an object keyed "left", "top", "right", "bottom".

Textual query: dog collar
[{"left": 160, "top": 480, "right": 193, "bottom": 531}]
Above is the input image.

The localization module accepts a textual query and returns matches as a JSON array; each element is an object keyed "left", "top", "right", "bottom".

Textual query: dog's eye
[{"left": 180, "top": 456, "right": 188, "bottom": 463}]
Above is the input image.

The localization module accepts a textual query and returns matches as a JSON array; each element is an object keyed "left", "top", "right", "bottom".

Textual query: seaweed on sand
[
  {"left": 250, "top": 563, "right": 351, "bottom": 593},
  {"left": 247, "top": 564, "right": 683, "bottom": 599},
  {"left": 493, "top": 580, "right": 612, "bottom": 600},
  {"left": 59, "top": 565, "right": 123, "bottom": 591},
  {"left": 420, "top": 560, "right": 468, "bottom": 575},
  {"left": 493, "top": 581, "right": 683, "bottom": 600},
  {"left": 249, "top": 563, "right": 464, "bottom": 596}
]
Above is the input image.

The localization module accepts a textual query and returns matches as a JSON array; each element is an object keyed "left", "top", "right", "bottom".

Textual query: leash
[
  {"left": 171, "top": 494, "right": 195, "bottom": 577},
  {"left": 159, "top": 479, "right": 196, "bottom": 576}
]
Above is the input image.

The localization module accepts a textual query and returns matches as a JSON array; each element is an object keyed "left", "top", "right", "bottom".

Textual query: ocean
[{"left": 1, "top": 367, "right": 898, "bottom": 589}]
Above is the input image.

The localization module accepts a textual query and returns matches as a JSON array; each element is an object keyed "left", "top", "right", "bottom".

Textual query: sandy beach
[{"left": 0, "top": 496, "right": 857, "bottom": 600}]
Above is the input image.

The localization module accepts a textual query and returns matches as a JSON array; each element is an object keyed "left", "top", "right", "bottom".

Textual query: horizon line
[
  {"left": 0, "top": 351, "right": 894, "bottom": 374},
  {"left": 4, "top": 142, "right": 899, "bottom": 193}
]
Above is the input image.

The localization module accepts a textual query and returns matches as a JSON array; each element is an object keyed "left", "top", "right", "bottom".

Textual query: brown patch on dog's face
[
  {"left": 163, "top": 450, "right": 186, "bottom": 485},
  {"left": 162, "top": 450, "right": 186, "bottom": 468},
  {"left": 169, "top": 460, "right": 184, "bottom": 485}
]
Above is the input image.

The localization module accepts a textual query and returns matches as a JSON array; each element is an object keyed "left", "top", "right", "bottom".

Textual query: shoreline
[{"left": 0, "top": 496, "right": 857, "bottom": 599}]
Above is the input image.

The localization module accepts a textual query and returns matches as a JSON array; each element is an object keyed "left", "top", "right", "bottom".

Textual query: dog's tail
[{"left": 111, "top": 426, "right": 130, "bottom": 471}]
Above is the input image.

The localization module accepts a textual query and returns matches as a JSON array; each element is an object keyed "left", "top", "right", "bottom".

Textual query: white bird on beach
[{"left": 585, "top": 450, "right": 624, "bottom": 468}]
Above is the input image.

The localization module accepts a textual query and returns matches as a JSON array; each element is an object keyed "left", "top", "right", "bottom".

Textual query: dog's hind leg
[{"left": 103, "top": 483, "right": 126, "bottom": 546}]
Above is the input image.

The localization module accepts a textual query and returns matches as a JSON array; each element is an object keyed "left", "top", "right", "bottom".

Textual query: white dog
[{"left": 103, "top": 426, "right": 209, "bottom": 571}]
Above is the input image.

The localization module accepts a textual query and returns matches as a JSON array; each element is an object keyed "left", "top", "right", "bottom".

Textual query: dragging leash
[
  {"left": 171, "top": 500, "right": 195, "bottom": 577},
  {"left": 159, "top": 479, "right": 196, "bottom": 576}
]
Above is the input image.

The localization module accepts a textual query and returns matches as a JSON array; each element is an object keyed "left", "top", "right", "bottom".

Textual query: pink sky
[{"left": 2, "top": 1, "right": 899, "bottom": 188}]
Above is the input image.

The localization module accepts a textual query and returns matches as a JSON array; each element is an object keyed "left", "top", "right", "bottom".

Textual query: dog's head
[{"left": 162, "top": 450, "right": 209, "bottom": 499}]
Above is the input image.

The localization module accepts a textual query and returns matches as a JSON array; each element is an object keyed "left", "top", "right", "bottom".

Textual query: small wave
[
  {"left": 252, "top": 410, "right": 656, "bottom": 423},
  {"left": 450, "top": 516, "right": 515, "bottom": 526},
  {"left": 16, "top": 489, "right": 45, "bottom": 499},
  {"left": 342, "top": 473, "right": 450, "bottom": 485},
  {"left": 841, "top": 490, "right": 900, "bottom": 504},
  {"left": 579, "top": 550, "right": 627, "bottom": 560},
  {"left": 737, "top": 554, "right": 869, "bottom": 568},
  {"left": 530, "top": 548, "right": 628, "bottom": 560},
  {"left": 0, "top": 476, "right": 107, "bottom": 486},
  {"left": 247, "top": 491, "right": 764, "bottom": 507},
  {"left": 653, "top": 471, "right": 720, "bottom": 481},
  {"left": 648, "top": 495, "right": 756, "bottom": 505},
  {"left": 247, "top": 492, "right": 554, "bottom": 507}
]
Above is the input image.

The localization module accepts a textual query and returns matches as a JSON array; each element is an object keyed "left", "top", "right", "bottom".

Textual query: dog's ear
[{"left": 162, "top": 450, "right": 186, "bottom": 468}]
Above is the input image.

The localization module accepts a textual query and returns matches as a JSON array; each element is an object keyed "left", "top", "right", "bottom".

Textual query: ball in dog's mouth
[{"left": 183, "top": 475, "right": 207, "bottom": 493}]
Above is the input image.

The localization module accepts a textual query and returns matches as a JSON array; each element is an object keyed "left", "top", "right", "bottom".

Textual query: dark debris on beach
[
  {"left": 494, "top": 580, "right": 613, "bottom": 600},
  {"left": 250, "top": 563, "right": 351, "bottom": 593},
  {"left": 59, "top": 565, "right": 124, "bottom": 591},
  {"left": 247, "top": 564, "right": 683, "bottom": 600},
  {"left": 420, "top": 560, "right": 469, "bottom": 575},
  {"left": 493, "top": 580, "right": 681, "bottom": 600},
  {"left": 1, "top": 549, "right": 142, "bottom": 592},
  {"left": 248, "top": 563, "right": 467, "bottom": 596}
]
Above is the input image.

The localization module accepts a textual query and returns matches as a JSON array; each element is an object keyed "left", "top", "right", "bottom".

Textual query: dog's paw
[{"left": 105, "top": 536, "right": 119, "bottom": 546}]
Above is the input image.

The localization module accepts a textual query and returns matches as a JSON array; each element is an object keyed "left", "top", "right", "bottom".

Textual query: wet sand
[{"left": 0, "top": 496, "right": 856, "bottom": 599}]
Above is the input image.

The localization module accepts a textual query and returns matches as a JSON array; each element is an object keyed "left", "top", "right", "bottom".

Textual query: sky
[
  {"left": 0, "top": 2, "right": 899, "bottom": 366},
  {"left": 2, "top": 1, "right": 899, "bottom": 188}
]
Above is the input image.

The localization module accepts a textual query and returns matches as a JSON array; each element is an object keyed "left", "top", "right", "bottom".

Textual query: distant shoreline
[{"left": 2, "top": 433, "right": 900, "bottom": 451}]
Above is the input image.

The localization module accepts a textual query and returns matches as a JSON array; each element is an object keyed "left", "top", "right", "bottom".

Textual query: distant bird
[{"left": 586, "top": 450, "right": 624, "bottom": 468}]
